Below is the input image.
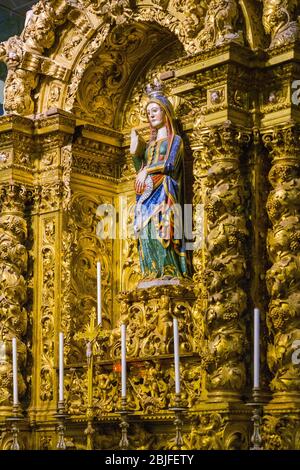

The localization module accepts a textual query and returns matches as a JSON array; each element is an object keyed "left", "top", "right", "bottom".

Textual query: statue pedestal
[{"left": 117, "top": 280, "right": 195, "bottom": 357}]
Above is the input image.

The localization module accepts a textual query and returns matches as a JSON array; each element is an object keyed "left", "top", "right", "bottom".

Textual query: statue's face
[{"left": 146, "top": 102, "right": 166, "bottom": 129}]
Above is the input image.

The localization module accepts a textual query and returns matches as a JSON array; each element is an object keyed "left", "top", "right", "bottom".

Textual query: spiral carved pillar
[
  {"left": 0, "top": 183, "right": 29, "bottom": 417},
  {"left": 262, "top": 125, "right": 300, "bottom": 403},
  {"left": 196, "top": 122, "right": 251, "bottom": 402}
]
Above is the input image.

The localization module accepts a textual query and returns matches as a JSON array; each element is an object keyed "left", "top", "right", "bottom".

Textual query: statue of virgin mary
[{"left": 130, "top": 81, "right": 189, "bottom": 280}]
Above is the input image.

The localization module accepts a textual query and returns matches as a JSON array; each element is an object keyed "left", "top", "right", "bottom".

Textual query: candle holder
[
  {"left": 119, "top": 397, "right": 130, "bottom": 450},
  {"left": 74, "top": 312, "right": 104, "bottom": 450},
  {"left": 6, "top": 403, "right": 23, "bottom": 450},
  {"left": 247, "top": 387, "right": 264, "bottom": 450},
  {"left": 169, "top": 393, "right": 186, "bottom": 450},
  {"left": 85, "top": 406, "right": 95, "bottom": 450},
  {"left": 54, "top": 400, "right": 68, "bottom": 450}
]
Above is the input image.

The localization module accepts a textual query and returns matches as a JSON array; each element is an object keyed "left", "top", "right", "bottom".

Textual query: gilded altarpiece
[{"left": 1, "top": 0, "right": 300, "bottom": 450}]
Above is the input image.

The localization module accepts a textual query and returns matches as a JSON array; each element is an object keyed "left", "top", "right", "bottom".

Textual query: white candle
[
  {"left": 12, "top": 337, "right": 18, "bottom": 405},
  {"left": 0, "top": 341, "right": 6, "bottom": 363},
  {"left": 254, "top": 308, "right": 260, "bottom": 388},
  {"left": 121, "top": 323, "right": 126, "bottom": 398},
  {"left": 97, "top": 261, "right": 102, "bottom": 325},
  {"left": 173, "top": 317, "right": 180, "bottom": 394},
  {"left": 59, "top": 332, "right": 64, "bottom": 402}
]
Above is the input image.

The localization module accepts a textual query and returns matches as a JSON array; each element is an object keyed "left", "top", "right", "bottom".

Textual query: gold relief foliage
[
  {"left": 127, "top": 361, "right": 171, "bottom": 413},
  {"left": 120, "top": 197, "right": 142, "bottom": 291},
  {"left": 3, "top": 0, "right": 300, "bottom": 448},
  {"left": 184, "top": 413, "right": 248, "bottom": 450},
  {"left": 170, "top": 0, "right": 208, "bottom": 38},
  {"left": 65, "top": 368, "right": 87, "bottom": 415},
  {"left": 262, "top": 126, "right": 300, "bottom": 393},
  {"left": 34, "top": 183, "right": 64, "bottom": 213},
  {"left": 61, "top": 145, "right": 73, "bottom": 211},
  {"left": 91, "top": 360, "right": 201, "bottom": 415},
  {"left": 40, "top": 217, "right": 56, "bottom": 401},
  {"left": 185, "top": 413, "right": 224, "bottom": 449},
  {"left": 61, "top": 35, "right": 82, "bottom": 61},
  {"left": 197, "top": 0, "right": 244, "bottom": 49},
  {"left": 62, "top": 193, "right": 113, "bottom": 364},
  {"left": 126, "top": 424, "right": 156, "bottom": 450},
  {"left": 88, "top": 0, "right": 133, "bottom": 25},
  {"left": 65, "top": 23, "right": 111, "bottom": 111},
  {"left": 93, "top": 367, "right": 120, "bottom": 414},
  {"left": 192, "top": 149, "right": 207, "bottom": 354},
  {"left": 116, "top": 286, "right": 194, "bottom": 359},
  {"left": 262, "top": 414, "right": 298, "bottom": 450}
]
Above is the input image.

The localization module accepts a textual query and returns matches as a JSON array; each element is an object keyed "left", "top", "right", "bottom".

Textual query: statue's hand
[
  {"left": 135, "top": 168, "right": 147, "bottom": 193},
  {"left": 130, "top": 129, "right": 146, "bottom": 157},
  {"left": 130, "top": 128, "right": 139, "bottom": 155}
]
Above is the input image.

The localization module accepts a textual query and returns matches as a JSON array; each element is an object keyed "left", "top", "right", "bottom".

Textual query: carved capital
[
  {"left": 0, "top": 183, "right": 30, "bottom": 214},
  {"left": 262, "top": 125, "right": 300, "bottom": 163},
  {"left": 194, "top": 121, "right": 251, "bottom": 164}
]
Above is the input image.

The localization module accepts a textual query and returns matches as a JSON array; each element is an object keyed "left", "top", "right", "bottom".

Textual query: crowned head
[{"left": 145, "top": 78, "right": 176, "bottom": 135}]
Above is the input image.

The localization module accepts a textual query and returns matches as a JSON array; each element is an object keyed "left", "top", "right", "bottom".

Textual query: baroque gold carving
[
  {"left": 262, "top": 414, "right": 300, "bottom": 449},
  {"left": 89, "top": 0, "right": 133, "bottom": 25},
  {"left": 197, "top": 0, "right": 244, "bottom": 49},
  {"left": 73, "top": 24, "right": 174, "bottom": 127},
  {"left": 262, "top": 0, "right": 300, "bottom": 48},
  {"left": 2, "top": 0, "right": 300, "bottom": 449},
  {"left": 63, "top": 193, "right": 113, "bottom": 365},
  {"left": 40, "top": 217, "right": 56, "bottom": 402},
  {"left": 184, "top": 412, "right": 249, "bottom": 449},
  {"left": 120, "top": 197, "right": 142, "bottom": 291},
  {"left": 116, "top": 285, "right": 194, "bottom": 358},
  {"left": 22, "top": 0, "right": 68, "bottom": 53},
  {"left": 0, "top": 37, "right": 38, "bottom": 115}
]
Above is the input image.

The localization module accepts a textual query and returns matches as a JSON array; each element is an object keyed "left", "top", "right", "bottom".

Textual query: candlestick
[
  {"left": 121, "top": 323, "right": 126, "bottom": 398},
  {"left": 12, "top": 337, "right": 18, "bottom": 406},
  {"left": 254, "top": 308, "right": 260, "bottom": 388},
  {"left": 97, "top": 261, "right": 102, "bottom": 325},
  {"left": 173, "top": 318, "right": 180, "bottom": 394},
  {"left": 59, "top": 332, "right": 64, "bottom": 403}
]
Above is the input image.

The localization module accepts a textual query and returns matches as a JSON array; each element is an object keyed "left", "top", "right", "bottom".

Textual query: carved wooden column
[
  {"left": 262, "top": 125, "right": 300, "bottom": 402},
  {"left": 0, "top": 116, "right": 34, "bottom": 426},
  {"left": 196, "top": 122, "right": 250, "bottom": 402},
  {"left": 257, "top": 27, "right": 300, "bottom": 445},
  {"left": 0, "top": 184, "right": 29, "bottom": 415}
]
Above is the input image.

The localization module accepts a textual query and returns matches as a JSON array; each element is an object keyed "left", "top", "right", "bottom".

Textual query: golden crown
[{"left": 145, "top": 78, "right": 164, "bottom": 98}]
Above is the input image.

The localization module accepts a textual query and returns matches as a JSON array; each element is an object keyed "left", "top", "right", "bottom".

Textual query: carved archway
[{"left": 0, "top": 0, "right": 266, "bottom": 117}]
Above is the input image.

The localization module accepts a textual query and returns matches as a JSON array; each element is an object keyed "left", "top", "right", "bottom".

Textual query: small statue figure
[{"left": 130, "top": 80, "right": 189, "bottom": 280}]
